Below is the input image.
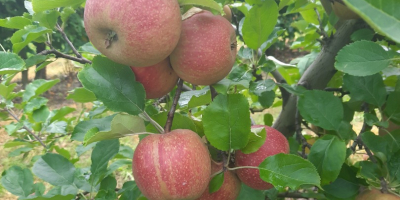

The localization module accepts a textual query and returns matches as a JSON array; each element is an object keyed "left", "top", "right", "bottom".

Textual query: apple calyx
[{"left": 105, "top": 30, "right": 117, "bottom": 49}]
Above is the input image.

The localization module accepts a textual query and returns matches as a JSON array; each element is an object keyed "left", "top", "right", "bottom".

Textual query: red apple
[
  {"left": 132, "top": 129, "right": 211, "bottom": 200},
  {"left": 234, "top": 125, "right": 289, "bottom": 190},
  {"left": 131, "top": 58, "right": 178, "bottom": 99},
  {"left": 170, "top": 10, "right": 237, "bottom": 85},
  {"left": 197, "top": 162, "right": 241, "bottom": 200},
  {"left": 84, "top": 0, "right": 182, "bottom": 67}
]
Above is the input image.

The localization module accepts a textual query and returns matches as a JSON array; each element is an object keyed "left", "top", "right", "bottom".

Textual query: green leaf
[
  {"left": 32, "top": 0, "right": 85, "bottom": 12},
  {"left": 242, "top": 0, "right": 278, "bottom": 49},
  {"left": 34, "top": 107, "right": 50, "bottom": 125},
  {"left": 323, "top": 165, "right": 361, "bottom": 200},
  {"left": 24, "top": 97, "right": 48, "bottom": 113},
  {"left": 250, "top": 79, "right": 276, "bottom": 96},
  {"left": 209, "top": 172, "right": 224, "bottom": 193},
  {"left": 49, "top": 106, "right": 76, "bottom": 123},
  {"left": 236, "top": 183, "right": 265, "bottom": 200},
  {"left": 258, "top": 90, "right": 275, "bottom": 108},
  {"left": 45, "top": 121, "right": 67, "bottom": 134},
  {"left": 343, "top": 0, "right": 400, "bottom": 43},
  {"left": 79, "top": 42, "right": 101, "bottom": 55},
  {"left": 118, "top": 181, "right": 143, "bottom": 200},
  {"left": 203, "top": 94, "right": 251, "bottom": 151},
  {"left": 90, "top": 139, "right": 120, "bottom": 185},
  {"left": 104, "top": 160, "right": 132, "bottom": 178},
  {"left": 0, "top": 166, "right": 34, "bottom": 197},
  {"left": 0, "top": 83, "right": 17, "bottom": 99},
  {"left": 241, "top": 127, "right": 267, "bottom": 154},
  {"left": 8, "top": 147, "right": 33, "bottom": 157},
  {"left": 298, "top": 90, "right": 343, "bottom": 131},
  {"left": 66, "top": 87, "right": 96, "bottom": 103},
  {"left": 259, "top": 153, "right": 321, "bottom": 191},
  {"left": 264, "top": 113, "right": 273, "bottom": 126},
  {"left": 351, "top": 29, "right": 374, "bottom": 41},
  {"left": 19, "top": 194, "right": 75, "bottom": 200},
  {"left": 60, "top": 7, "right": 75, "bottom": 24},
  {"left": 10, "top": 25, "right": 52, "bottom": 54},
  {"left": 335, "top": 41, "right": 392, "bottom": 76},
  {"left": 359, "top": 161, "right": 381, "bottom": 182},
  {"left": 362, "top": 131, "right": 391, "bottom": 156},
  {"left": 0, "top": 52, "right": 25, "bottom": 75},
  {"left": 388, "top": 150, "right": 400, "bottom": 183},
  {"left": 32, "top": 153, "right": 75, "bottom": 186},
  {"left": 25, "top": 55, "right": 47, "bottom": 68},
  {"left": 0, "top": 16, "right": 32, "bottom": 29},
  {"left": 179, "top": 87, "right": 211, "bottom": 108},
  {"left": 95, "top": 176, "right": 117, "bottom": 200},
  {"left": 84, "top": 114, "right": 146, "bottom": 145},
  {"left": 308, "top": 135, "right": 347, "bottom": 185},
  {"left": 78, "top": 56, "right": 145, "bottom": 115},
  {"left": 23, "top": 79, "right": 60, "bottom": 102},
  {"left": 33, "top": 10, "right": 60, "bottom": 29},
  {"left": 71, "top": 115, "right": 115, "bottom": 141},
  {"left": 146, "top": 112, "right": 201, "bottom": 135},
  {"left": 343, "top": 73, "right": 386, "bottom": 107},
  {"left": 384, "top": 91, "right": 400, "bottom": 122},
  {"left": 178, "top": 0, "right": 222, "bottom": 13}
]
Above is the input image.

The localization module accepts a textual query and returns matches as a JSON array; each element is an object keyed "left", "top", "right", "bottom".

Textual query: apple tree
[{"left": 0, "top": 0, "right": 400, "bottom": 199}]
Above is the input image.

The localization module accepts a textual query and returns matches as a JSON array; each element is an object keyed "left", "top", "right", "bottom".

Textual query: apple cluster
[
  {"left": 83, "top": 1, "right": 289, "bottom": 199},
  {"left": 84, "top": 0, "right": 237, "bottom": 99}
]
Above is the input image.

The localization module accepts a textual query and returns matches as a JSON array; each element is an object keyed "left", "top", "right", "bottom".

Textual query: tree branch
[
  {"left": 272, "top": 19, "right": 358, "bottom": 137},
  {"left": 164, "top": 79, "right": 184, "bottom": 133},
  {"left": 270, "top": 70, "right": 290, "bottom": 106},
  {"left": 38, "top": 49, "right": 92, "bottom": 64},
  {"left": 56, "top": 24, "right": 82, "bottom": 58},
  {"left": 5, "top": 109, "right": 47, "bottom": 149}
]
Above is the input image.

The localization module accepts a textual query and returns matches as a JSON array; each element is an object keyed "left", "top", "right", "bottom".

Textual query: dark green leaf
[
  {"left": 203, "top": 94, "right": 251, "bottom": 150},
  {"left": 71, "top": 114, "right": 115, "bottom": 141},
  {"left": 308, "top": 135, "right": 347, "bottom": 185},
  {"left": 0, "top": 52, "right": 25, "bottom": 75},
  {"left": 259, "top": 154, "right": 321, "bottom": 191},
  {"left": 178, "top": 87, "right": 211, "bottom": 108},
  {"left": 209, "top": 172, "right": 224, "bottom": 193},
  {"left": 104, "top": 160, "right": 132, "bottom": 178},
  {"left": 258, "top": 90, "right": 275, "bottom": 108},
  {"left": 359, "top": 161, "right": 381, "bottom": 183},
  {"left": 242, "top": 0, "right": 278, "bottom": 49},
  {"left": 384, "top": 91, "right": 400, "bottom": 122},
  {"left": 32, "top": 153, "right": 75, "bottom": 186},
  {"left": 90, "top": 139, "right": 120, "bottom": 185},
  {"left": 263, "top": 113, "right": 273, "bottom": 126},
  {"left": 95, "top": 176, "right": 117, "bottom": 200},
  {"left": 0, "top": 166, "right": 33, "bottom": 197},
  {"left": 335, "top": 41, "right": 392, "bottom": 76},
  {"left": 362, "top": 131, "right": 391, "bottom": 156},
  {"left": 250, "top": 79, "right": 275, "bottom": 96},
  {"left": 78, "top": 56, "right": 145, "bottom": 115},
  {"left": 236, "top": 183, "right": 265, "bottom": 200},
  {"left": 298, "top": 90, "right": 343, "bottom": 130},
  {"left": 24, "top": 97, "right": 48, "bottom": 113},
  {"left": 351, "top": 29, "right": 374, "bottom": 41},
  {"left": 118, "top": 181, "right": 143, "bottom": 200},
  {"left": 146, "top": 112, "right": 201, "bottom": 135},
  {"left": 343, "top": 70, "right": 387, "bottom": 107}
]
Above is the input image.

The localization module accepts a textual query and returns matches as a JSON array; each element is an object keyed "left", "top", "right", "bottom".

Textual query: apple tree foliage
[{"left": 1, "top": 0, "right": 400, "bottom": 199}]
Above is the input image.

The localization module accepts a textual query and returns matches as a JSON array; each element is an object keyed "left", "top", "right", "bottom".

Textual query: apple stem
[
  {"left": 227, "top": 166, "right": 259, "bottom": 171},
  {"left": 210, "top": 169, "right": 223, "bottom": 178},
  {"left": 164, "top": 79, "right": 184, "bottom": 133}
]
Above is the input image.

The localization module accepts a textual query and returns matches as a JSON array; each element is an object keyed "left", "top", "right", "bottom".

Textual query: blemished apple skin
[
  {"left": 356, "top": 188, "right": 400, "bottom": 200},
  {"left": 235, "top": 125, "right": 290, "bottom": 190},
  {"left": 84, "top": 0, "right": 182, "bottom": 67},
  {"left": 170, "top": 11, "right": 237, "bottom": 86},
  {"left": 130, "top": 58, "right": 178, "bottom": 99},
  {"left": 197, "top": 162, "right": 241, "bottom": 200},
  {"left": 132, "top": 129, "right": 211, "bottom": 200}
]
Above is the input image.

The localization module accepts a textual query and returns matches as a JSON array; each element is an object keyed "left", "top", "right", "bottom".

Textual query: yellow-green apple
[
  {"left": 197, "top": 161, "right": 241, "bottom": 200},
  {"left": 130, "top": 58, "right": 178, "bottom": 99},
  {"left": 235, "top": 125, "right": 289, "bottom": 190},
  {"left": 223, "top": 5, "right": 233, "bottom": 22},
  {"left": 84, "top": 0, "right": 182, "bottom": 67},
  {"left": 132, "top": 129, "right": 211, "bottom": 200},
  {"left": 170, "top": 10, "right": 237, "bottom": 85},
  {"left": 356, "top": 188, "right": 400, "bottom": 200}
]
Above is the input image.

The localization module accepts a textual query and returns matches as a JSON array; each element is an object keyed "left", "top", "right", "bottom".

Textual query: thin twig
[
  {"left": 210, "top": 85, "right": 218, "bottom": 100},
  {"left": 295, "top": 98, "right": 311, "bottom": 158},
  {"left": 314, "top": 8, "right": 328, "bottom": 39},
  {"left": 5, "top": 109, "right": 47, "bottom": 149},
  {"left": 38, "top": 49, "right": 92, "bottom": 64},
  {"left": 164, "top": 79, "right": 184, "bottom": 133},
  {"left": 56, "top": 24, "right": 82, "bottom": 58}
]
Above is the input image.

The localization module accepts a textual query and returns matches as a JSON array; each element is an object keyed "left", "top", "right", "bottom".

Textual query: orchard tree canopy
[{"left": 1, "top": 0, "right": 400, "bottom": 200}]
